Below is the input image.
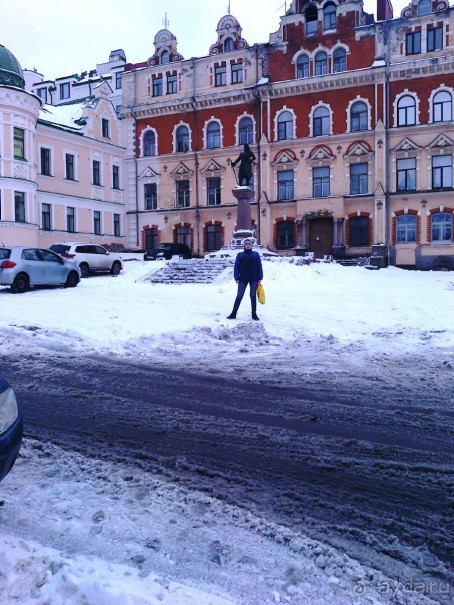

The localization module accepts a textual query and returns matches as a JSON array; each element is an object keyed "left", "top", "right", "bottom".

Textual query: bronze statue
[{"left": 231, "top": 144, "right": 256, "bottom": 187}]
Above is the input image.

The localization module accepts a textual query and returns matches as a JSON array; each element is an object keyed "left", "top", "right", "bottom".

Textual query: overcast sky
[{"left": 2, "top": 0, "right": 409, "bottom": 80}]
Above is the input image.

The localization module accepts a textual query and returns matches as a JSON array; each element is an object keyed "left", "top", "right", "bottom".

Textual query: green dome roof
[{"left": 0, "top": 45, "right": 25, "bottom": 89}]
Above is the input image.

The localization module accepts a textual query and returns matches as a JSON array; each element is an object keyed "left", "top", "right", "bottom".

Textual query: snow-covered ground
[{"left": 0, "top": 258, "right": 453, "bottom": 605}]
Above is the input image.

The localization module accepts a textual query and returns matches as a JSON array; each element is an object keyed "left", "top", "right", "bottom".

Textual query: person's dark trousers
[{"left": 231, "top": 280, "right": 258, "bottom": 316}]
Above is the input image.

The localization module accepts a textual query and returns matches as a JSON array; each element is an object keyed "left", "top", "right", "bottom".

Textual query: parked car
[
  {"left": 0, "top": 375, "right": 23, "bottom": 483},
  {"left": 144, "top": 243, "right": 192, "bottom": 261},
  {"left": 49, "top": 243, "right": 123, "bottom": 278},
  {"left": 0, "top": 247, "right": 80, "bottom": 293}
]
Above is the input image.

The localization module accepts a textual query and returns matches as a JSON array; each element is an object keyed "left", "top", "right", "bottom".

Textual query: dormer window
[
  {"left": 323, "top": 3, "right": 336, "bottom": 31},
  {"left": 224, "top": 38, "right": 234, "bottom": 52},
  {"left": 161, "top": 50, "right": 170, "bottom": 65},
  {"left": 305, "top": 5, "right": 318, "bottom": 35},
  {"left": 417, "top": 0, "right": 432, "bottom": 16}
]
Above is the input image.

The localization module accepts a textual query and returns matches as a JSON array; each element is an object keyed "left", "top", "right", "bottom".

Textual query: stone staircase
[{"left": 145, "top": 259, "right": 234, "bottom": 284}]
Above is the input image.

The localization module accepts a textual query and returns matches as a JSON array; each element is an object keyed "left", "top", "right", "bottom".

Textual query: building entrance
[{"left": 308, "top": 218, "right": 333, "bottom": 259}]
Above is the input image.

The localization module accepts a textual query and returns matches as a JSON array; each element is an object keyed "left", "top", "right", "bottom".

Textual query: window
[
  {"left": 37, "top": 87, "right": 47, "bottom": 103},
  {"left": 351, "top": 101, "right": 368, "bottom": 132},
  {"left": 313, "top": 167, "right": 330, "bottom": 197},
  {"left": 305, "top": 5, "right": 318, "bottom": 35},
  {"left": 93, "top": 160, "right": 101, "bottom": 186},
  {"left": 112, "top": 165, "right": 120, "bottom": 190},
  {"left": 431, "top": 212, "right": 452, "bottom": 243},
  {"left": 277, "top": 111, "right": 294, "bottom": 140},
  {"left": 114, "top": 214, "right": 121, "bottom": 237},
  {"left": 42, "top": 203, "right": 51, "bottom": 231},
  {"left": 432, "top": 155, "right": 452, "bottom": 189},
  {"left": 231, "top": 63, "right": 243, "bottom": 84},
  {"left": 397, "top": 96, "right": 416, "bottom": 126},
  {"left": 67, "top": 207, "right": 75, "bottom": 232},
  {"left": 65, "top": 153, "right": 75, "bottom": 180},
  {"left": 350, "top": 163, "right": 368, "bottom": 195},
  {"left": 349, "top": 216, "right": 369, "bottom": 246},
  {"left": 427, "top": 27, "right": 443, "bottom": 51},
  {"left": 333, "top": 49, "right": 346, "bottom": 73},
  {"left": 215, "top": 65, "right": 227, "bottom": 87},
  {"left": 15, "top": 192, "right": 25, "bottom": 222},
  {"left": 206, "top": 121, "right": 221, "bottom": 149},
  {"left": 239, "top": 117, "right": 253, "bottom": 145},
  {"left": 145, "top": 227, "right": 158, "bottom": 249},
  {"left": 323, "top": 3, "right": 336, "bottom": 30},
  {"left": 206, "top": 224, "right": 223, "bottom": 251},
  {"left": 102, "top": 118, "right": 110, "bottom": 138},
  {"left": 143, "top": 130, "right": 156, "bottom": 156},
  {"left": 207, "top": 177, "right": 221, "bottom": 205},
  {"left": 277, "top": 221, "right": 295, "bottom": 249},
  {"left": 406, "top": 31, "right": 421, "bottom": 55},
  {"left": 397, "top": 158, "right": 416, "bottom": 191},
  {"left": 59, "top": 82, "right": 70, "bottom": 100},
  {"left": 396, "top": 215, "right": 417, "bottom": 243},
  {"left": 115, "top": 71, "right": 122, "bottom": 89},
  {"left": 176, "top": 125, "right": 189, "bottom": 152},
  {"left": 176, "top": 225, "right": 191, "bottom": 247},
  {"left": 144, "top": 183, "right": 158, "bottom": 210},
  {"left": 61, "top": 214, "right": 76, "bottom": 241},
  {"left": 315, "top": 52, "right": 328, "bottom": 76},
  {"left": 433, "top": 91, "right": 452, "bottom": 122},
  {"left": 167, "top": 74, "right": 178, "bottom": 94},
  {"left": 40, "top": 148, "right": 51, "bottom": 176},
  {"left": 224, "top": 38, "right": 234, "bottom": 52},
  {"left": 176, "top": 180, "right": 190, "bottom": 207},
  {"left": 152, "top": 77, "right": 163, "bottom": 97},
  {"left": 94, "top": 211, "right": 101, "bottom": 235},
  {"left": 418, "top": 0, "right": 432, "bottom": 16},
  {"left": 313, "top": 106, "right": 330, "bottom": 136},
  {"left": 14, "top": 127, "right": 25, "bottom": 159},
  {"left": 161, "top": 51, "right": 170, "bottom": 65},
  {"left": 278, "top": 170, "right": 294, "bottom": 201},
  {"left": 297, "top": 55, "right": 309, "bottom": 78}
]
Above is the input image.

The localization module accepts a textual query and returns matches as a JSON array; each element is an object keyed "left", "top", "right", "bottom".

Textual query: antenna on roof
[
  {"left": 278, "top": 1, "right": 287, "bottom": 12},
  {"left": 227, "top": 0, "right": 231, "bottom": 14},
  {"left": 163, "top": 13, "right": 169, "bottom": 28}
]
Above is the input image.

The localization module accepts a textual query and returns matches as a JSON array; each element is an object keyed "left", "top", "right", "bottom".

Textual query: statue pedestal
[{"left": 231, "top": 186, "right": 255, "bottom": 246}]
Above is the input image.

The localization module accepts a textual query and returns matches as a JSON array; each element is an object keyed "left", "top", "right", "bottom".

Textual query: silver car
[
  {"left": 0, "top": 246, "right": 81, "bottom": 293},
  {"left": 49, "top": 242, "right": 123, "bottom": 278}
]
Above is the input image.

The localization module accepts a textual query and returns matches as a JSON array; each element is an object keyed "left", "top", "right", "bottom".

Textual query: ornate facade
[{"left": 122, "top": 0, "right": 454, "bottom": 269}]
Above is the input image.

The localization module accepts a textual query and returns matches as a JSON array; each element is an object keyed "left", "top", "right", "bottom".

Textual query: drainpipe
[
  {"left": 131, "top": 70, "right": 140, "bottom": 248},
  {"left": 384, "top": 19, "right": 391, "bottom": 261},
  {"left": 191, "top": 57, "right": 201, "bottom": 255},
  {"left": 255, "top": 44, "right": 262, "bottom": 244}
]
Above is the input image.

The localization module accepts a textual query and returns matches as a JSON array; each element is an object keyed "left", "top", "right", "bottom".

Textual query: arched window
[
  {"left": 431, "top": 212, "right": 452, "bottom": 243},
  {"left": 239, "top": 117, "right": 253, "bottom": 145},
  {"left": 206, "top": 121, "right": 221, "bottom": 149},
  {"left": 323, "top": 3, "right": 337, "bottom": 31},
  {"left": 417, "top": 0, "right": 432, "bottom": 16},
  {"left": 397, "top": 96, "right": 416, "bottom": 126},
  {"left": 277, "top": 111, "right": 294, "bottom": 140},
  {"left": 224, "top": 38, "right": 234, "bottom": 52},
  {"left": 176, "top": 225, "right": 192, "bottom": 248},
  {"left": 297, "top": 55, "right": 309, "bottom": 78},
  {"left": 315, "top": 51, "right": 328, "bottom": 76},
  {"left": 176, "top": 125, "right": 190, "bottom": 152},
  {"left": 143, "top": 130, "right": 156, "bottom": 156},
  {"left": 396, "top": 215, "right": 417, "bottom": 243},
  {"left": 333, "top": 48, "right": 346, "bottom": 73},
  {"left": 349, "top": 216, "right": 369, "bottom": 247},
  {"left": 313, "top": 106, "right": 330, "bottom": 136},
  {"left": 351, "top": 101, "right": 368, "bottom": 132},
  {"left": 144, "top": 227, "right": 158, "bottom": 250},
  {"left": 305, "top": 5, "right": 318, "bottom": 35},
  {"left": 206, "top": 224, "right": 223, "bottom": 251},
  {"left": 161, "top": 50, "right": 170, "bottom": 65},
  {"left": 433, "top": 91, "right": 452, "bottom": 122},
  {"left": 277, "top": 221, "right": 295, "bottom": 249}
]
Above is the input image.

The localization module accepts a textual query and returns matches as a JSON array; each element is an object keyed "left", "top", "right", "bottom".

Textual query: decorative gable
[
  {"left": 344, "top": 141, "right": 373, "bottom": 158},
  {"left": 428, "top": 133, "right": 454, "bottom": 150},
  {"left": 209, "top": 15, "right": 248, "bottom": 55},
  {"left": 307, "top": 144, "right": 335, "bottom": 165},
  {"left": 272, "top": 149, "right": 298, "bottom": 167},
  {"left": 170, "top": 162, "right": 194, "bottom": 179},
  {"left": 392, "top": 138, "right": 421, "bottom": 153},
  {"left": 139, "top": 166, "right": 160, "bottom": 179},
  {"left": 200, "top": 159, "right": 225, "bottom": 175}
]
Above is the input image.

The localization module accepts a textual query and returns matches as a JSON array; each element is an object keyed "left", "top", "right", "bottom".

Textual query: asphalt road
[{"left": 1, "top": 352, "right": 453, "bottom": 603}]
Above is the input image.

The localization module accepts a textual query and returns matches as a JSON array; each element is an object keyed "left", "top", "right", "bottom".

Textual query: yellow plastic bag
[{"left": 256, "top": 283, "right": 265, "bottom": 305}]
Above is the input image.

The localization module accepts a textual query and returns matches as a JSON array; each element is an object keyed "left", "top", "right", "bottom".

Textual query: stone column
[{"left": 232, "top": 186, "right": 254, "bottom": 231}]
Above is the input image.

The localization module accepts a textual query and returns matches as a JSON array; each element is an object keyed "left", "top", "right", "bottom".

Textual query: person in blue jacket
[{"left": 227, "top": 239, "right": 263, "bottom": 321}]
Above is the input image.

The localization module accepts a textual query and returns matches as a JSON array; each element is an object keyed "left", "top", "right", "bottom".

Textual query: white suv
[{"left": 50, "top": 243, "right": 123, "bottom": 278}]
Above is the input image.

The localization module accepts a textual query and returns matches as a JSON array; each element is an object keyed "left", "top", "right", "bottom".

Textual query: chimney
[{"left": 377, "top": 0, "right": 394, "bottom": 21}]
